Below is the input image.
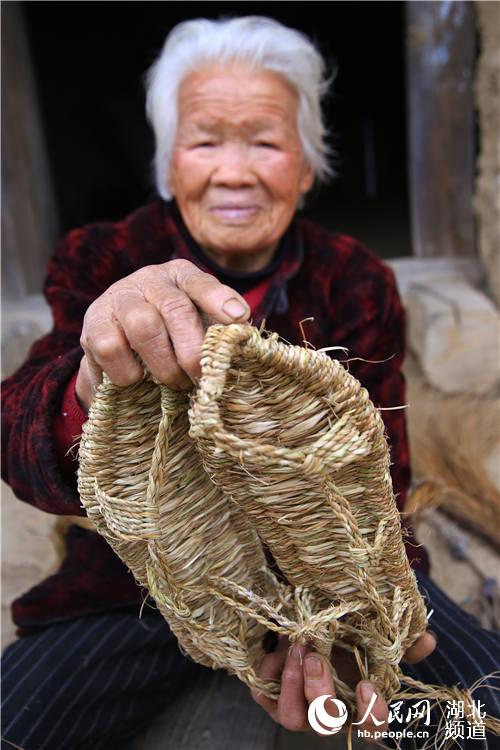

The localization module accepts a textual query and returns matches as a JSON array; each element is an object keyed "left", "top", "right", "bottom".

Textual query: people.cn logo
[{"left": 308, "top": 695, "right": 349, "bottom": 735}]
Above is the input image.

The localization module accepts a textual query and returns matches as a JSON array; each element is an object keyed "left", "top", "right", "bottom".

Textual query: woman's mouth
[{"left": 210, "top": 205, "right": 260, "bottom": 222}]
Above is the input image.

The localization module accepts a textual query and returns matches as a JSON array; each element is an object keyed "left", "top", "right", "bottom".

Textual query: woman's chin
[{"left": 204, "top": 227, "right": 267, "bottom": 253}]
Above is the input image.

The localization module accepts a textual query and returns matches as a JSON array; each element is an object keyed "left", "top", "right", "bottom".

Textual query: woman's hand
[
  {"left": 75, "top": 259, "right": 250, "bottom": 413},
  {"left": 250, "top": 631, "right": 437, "bottom": 738}
]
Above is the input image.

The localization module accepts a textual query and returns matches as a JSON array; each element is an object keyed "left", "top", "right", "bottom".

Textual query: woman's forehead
[
  {"left": 183, "top": 112, "right": 293, "bottom": 134},
  {"left": 178, "top": 80, "right": 298, "bottom": 139},
  {"left": 178, "top": 63, "right": 299, "bottom": 115}
]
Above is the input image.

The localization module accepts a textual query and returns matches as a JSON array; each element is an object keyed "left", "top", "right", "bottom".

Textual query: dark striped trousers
[{"left": 2, "top": 570, "right": 499, "bottom": 750}]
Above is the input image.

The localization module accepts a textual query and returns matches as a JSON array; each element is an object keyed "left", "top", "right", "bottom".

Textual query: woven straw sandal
[{"left": 78, "top": 323, "right": 500, "bottom": 739}]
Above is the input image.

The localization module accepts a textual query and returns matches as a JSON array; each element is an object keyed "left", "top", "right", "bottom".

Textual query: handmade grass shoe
[{"left": 78, "top": 323, "right": 500, "bottom": 738}]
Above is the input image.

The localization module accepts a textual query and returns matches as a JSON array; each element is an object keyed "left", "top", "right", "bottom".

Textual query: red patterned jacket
[{"left": 1, "top": 199, "right": 429, "bottom": 635}]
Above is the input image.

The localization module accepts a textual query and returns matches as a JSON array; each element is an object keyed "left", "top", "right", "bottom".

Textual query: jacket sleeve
[
  {"left": 346, "top": 264, "right": 410, "bottom": 504},
  {"left": 337, "top": 259, "right": 430, "bottom": 573},
  {"left": 1, "top": 227, "right": 119, "bottom": 515}
]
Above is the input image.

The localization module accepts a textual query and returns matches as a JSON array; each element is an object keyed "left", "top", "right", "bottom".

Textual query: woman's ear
[
  {"left": 299, "top": 161, "right": 315, "bottom": 195},
  {"left": 298, "top": 163, "right": 314, "bottom": 210},
  {"left": 167, "top": 161, "right": 177, "bottom": 198}
]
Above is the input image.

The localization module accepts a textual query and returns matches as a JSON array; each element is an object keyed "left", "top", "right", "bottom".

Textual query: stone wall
[{"left": 475, "top": 2, "right": 500, "bottom": 306}]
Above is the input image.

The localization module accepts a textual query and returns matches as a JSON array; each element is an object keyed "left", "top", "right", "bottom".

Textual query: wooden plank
[
  {"left": 475, "top": 1, "right": 500, "bottom": 305},
  {"left": 2, "top": 3, "right": 60, "bottom": 299},
  {"left": 406, "top": 1, "right": 476, "bottom": 258}
]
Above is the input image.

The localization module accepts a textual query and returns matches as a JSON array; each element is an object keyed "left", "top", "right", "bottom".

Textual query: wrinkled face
[{"left": 169, "top": 61, "right": 314, "bottom": 270}]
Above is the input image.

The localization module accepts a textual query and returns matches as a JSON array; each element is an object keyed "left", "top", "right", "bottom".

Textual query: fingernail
[
  {"left": 360, "top": 681, "right": 376, "bottom": 703},
  {"left": 289, "top": 645, "right": 305, "bottom": 663},
  {"left": 304, "top": 655, "right": 323, "bottom": 678},
  {"left": 222, "top": 298, "right": 249, "bottom": 320}
]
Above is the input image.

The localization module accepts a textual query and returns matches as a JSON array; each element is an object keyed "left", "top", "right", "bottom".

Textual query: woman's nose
[{"left": 211, "top": 143, "right": 258, "bottom": 187}]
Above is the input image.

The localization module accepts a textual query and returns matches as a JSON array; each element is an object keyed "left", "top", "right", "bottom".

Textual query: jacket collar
[{"left": 163, "top": 199, "right": 305, "bottom": 326}]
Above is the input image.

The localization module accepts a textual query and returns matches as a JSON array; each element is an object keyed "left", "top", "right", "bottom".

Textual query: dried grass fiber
[{"left": 77, "top": 323, "right": 500, "bottom": 741}]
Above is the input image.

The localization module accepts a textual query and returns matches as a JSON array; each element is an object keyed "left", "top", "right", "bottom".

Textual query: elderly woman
[{"left": 2, "top": 16, "right": 499, "bottom": 750}]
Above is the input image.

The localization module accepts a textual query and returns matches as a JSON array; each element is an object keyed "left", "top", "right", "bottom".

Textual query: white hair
[{"left": 145, "top": 15, "right": 336, "bottom": 201}]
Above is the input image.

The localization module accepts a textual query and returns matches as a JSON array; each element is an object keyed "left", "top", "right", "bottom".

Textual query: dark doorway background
[{"left": 23, "top": 1, "right": 411, "bottom": 257}]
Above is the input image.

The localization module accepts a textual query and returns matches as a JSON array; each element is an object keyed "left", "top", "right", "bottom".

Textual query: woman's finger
[
  {"left": 302, "top": 652, "right": 337, "bottom": 705},
  {"left": 75, "top": 353, "right": 104, "bottom": 413},
  {"left": 402, "top": 631, "right": 437, "bottom": 664},
  {"left": 81, "top": 313, "right": 143, "bottom": 388},
  {"left": 354, "top": 681, "right": 389, "bottom": 738},
  {"left": 169, "top": 260, "right": 250, "bottom": 325},
  {"left": 113, "top": 295, "right": 193, "bottom": 389},
  {"left": 275, "top": 644, "right": 309, "bottom": 731},
  {"left": 145, "top": 287, "right": 207, "bottom": 385},
  {"left": 250, "top": 635, "right": 289, "bottom": 720}
]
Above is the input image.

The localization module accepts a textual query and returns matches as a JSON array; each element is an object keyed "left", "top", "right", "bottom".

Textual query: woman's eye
[
  {"left": 194, "top": 142, "right": 215, "bottom": 148},
  {"left": 257, "top": 142, "right": 277, "bottom": 149}
]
